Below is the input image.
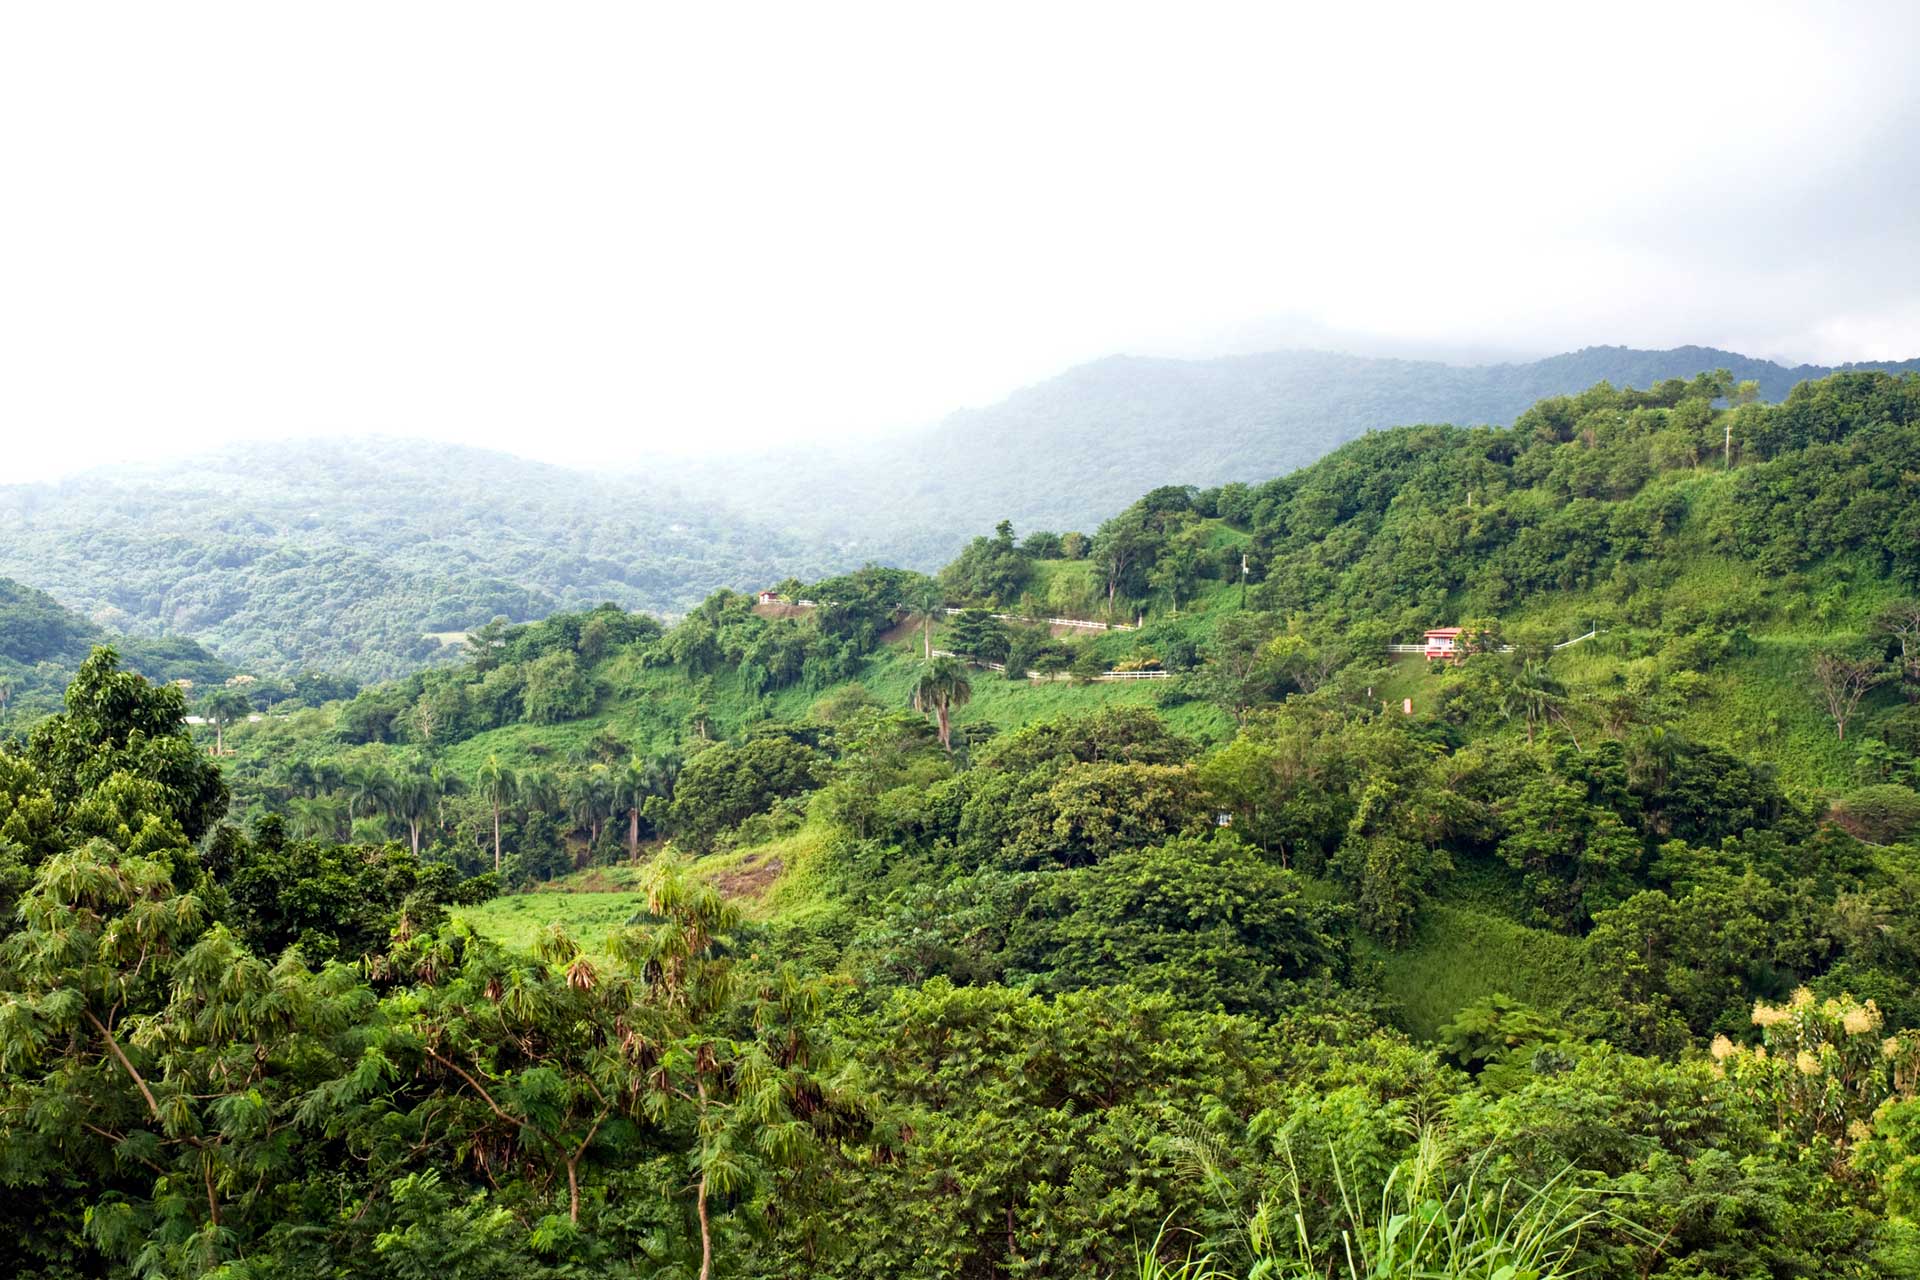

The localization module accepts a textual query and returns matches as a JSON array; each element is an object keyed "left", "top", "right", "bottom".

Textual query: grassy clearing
[
  {"left": 456, "top": 886, "right": 650, "bottom": 958},
  {"left": 1362, "top": 903, "right": 1587, "bottom": 1040},
  {"left": 458, "top": 826, "right": 835, "bottom": 958}
]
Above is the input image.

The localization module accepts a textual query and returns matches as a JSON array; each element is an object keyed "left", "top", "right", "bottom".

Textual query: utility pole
[{"left": 1725, "top": 420, "right": 1732, "bottom": 469}]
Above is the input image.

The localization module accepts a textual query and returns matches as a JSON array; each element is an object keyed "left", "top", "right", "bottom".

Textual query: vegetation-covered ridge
[
  {"left": 6, "top": 368, "right": 1920, "bottom": 1276},
  {"left": 0, "top": 437, "right": 840, "bottom": 681},
  {"left": 0, "top": 576, "right": 235, "bottom": 732},
  {"left": 669, "top": 342, "right": 1920, "bottom": 566}
]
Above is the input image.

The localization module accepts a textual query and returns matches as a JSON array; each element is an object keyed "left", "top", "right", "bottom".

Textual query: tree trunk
[
  {"left": 923, "top": 617, "right": 931, "bottom": 660},
  {"left": 492, "top": 805, "right": 502, "bottom": 874},
  {"left": 410, "top": 820, "right": 422, "bottom": 857},
  {"left": 936, "top": 700, "right": 951, "bottom": 752},
  {"left": 629, "top": 806, "right": 641, "bottom": 862},
  {"left": 697, "top": 1171, "right": 713, "bottom": 1280}
]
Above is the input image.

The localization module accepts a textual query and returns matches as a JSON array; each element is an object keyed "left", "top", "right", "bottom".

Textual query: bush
[{"left": 1829, "top": 783, "right": 1920, "bottom": 844}]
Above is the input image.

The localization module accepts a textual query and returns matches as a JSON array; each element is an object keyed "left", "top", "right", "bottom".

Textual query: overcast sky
[{"left": 4, "top": 1, "right": 1918, "bottom": 482}]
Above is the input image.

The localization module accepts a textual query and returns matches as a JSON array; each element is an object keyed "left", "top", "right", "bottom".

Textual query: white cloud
[{"left": 3, "top": 0, "right": 1917, "bottom": 482}]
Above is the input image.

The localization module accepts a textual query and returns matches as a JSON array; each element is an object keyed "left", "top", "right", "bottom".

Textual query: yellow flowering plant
[{"left": 1716, "top": 988, "right": 1920, "bottom": 1152}]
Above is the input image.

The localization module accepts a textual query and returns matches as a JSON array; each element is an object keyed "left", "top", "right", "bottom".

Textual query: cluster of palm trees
[
  {"left": 281, "top": 757, "right": 464, "bottom": 856},
  {"left": 277, "top": 749, "right": 677, "bottom": 873},
  {"left": 473, "top": 752, "right": 676, "bottom": 873}
]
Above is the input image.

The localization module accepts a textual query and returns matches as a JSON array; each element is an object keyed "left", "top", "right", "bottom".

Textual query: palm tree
[
  {"left": 565, "top": 764, "right": 613, "bottom": 864},
  {"left": 343, "top": 759, "right": 393, "bottom": 827},
  {"left": 517, "top": 767, "right": 560, "bottom": 819},
  {"left": 905, "top": 578, "right": 946, "bottom": 661},
  {"left": 475, "top": 753, "right": 518, "bottom": 875},
  {"left": 432, "top": 762, "right": 467, "bottom": 829},
  {"left": 286, "top": 794, "right": 347, "bottom": 841},
  {"left": 199, "top": 687, "right": 253, "bottom": 756},
  {"left": 389, "top": 766, "right": 442, "bottom": 857},
  {"left": 1627, "top": 724, "right": 1683, "bottom": 793},
  {"left": 1502, "top": 661, "right": 1568, "bottom": 747},
  {"left": 612, "top": 754, "right": 672, "bottom": 863},
  {"left": 911, "top": 656, "right": 973, "bottom": 752}
]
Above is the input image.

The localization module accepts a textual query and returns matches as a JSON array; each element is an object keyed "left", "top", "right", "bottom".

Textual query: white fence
[
  {"left": 942, "top": 606, "right": 1135, "bottom": 632},
  {"left": 933, "top": 649, "right": 1171, "bottom": 681},
  {"left": 764, "top": 597, "right": 1136, "bottom": 632}
]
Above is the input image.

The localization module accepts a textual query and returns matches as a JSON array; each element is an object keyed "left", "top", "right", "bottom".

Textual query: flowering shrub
[{"left": 1713, "top": 988, "right": 1920, "bottom": 1151}]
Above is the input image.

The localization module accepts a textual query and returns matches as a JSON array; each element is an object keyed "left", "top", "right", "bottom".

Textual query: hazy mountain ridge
[
  {"left": 0, "top": 438, "right": 837, "bottom": 681},
  {"left": 674, "top": 344, "right": 1920, "bottom": 565},
  {"left": 7, "top": 344, "right": 1917, "bottom": 681}
]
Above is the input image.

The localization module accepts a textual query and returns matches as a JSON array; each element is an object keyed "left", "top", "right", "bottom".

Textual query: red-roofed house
[{"left": 1424, "top": 627, "right": 1465, "bottom": 661}]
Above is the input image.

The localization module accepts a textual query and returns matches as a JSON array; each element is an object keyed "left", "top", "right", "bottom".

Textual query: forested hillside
[
  {"left": 10, "top": 345, "right": 1916, "bottom": 687},
  {"left": 7, "top": 369, "right": 1920, "bottom": 1277},
  {"left": 0, "top": 576, "right": 234, "bottom": 730},
  {"left": 672, "top": 343, "right": 1920, "bottom": 565},
  {"left": 0, "top": 438, "right": 835, "bottom": 681}
]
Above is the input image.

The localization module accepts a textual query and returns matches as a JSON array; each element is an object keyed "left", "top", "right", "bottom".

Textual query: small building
[
  {"left": 757, "top": 589, "right": 782, "bottom": 606},
  {"left": 1424, "top": 627, "right": 1465, "bottom": 661}
]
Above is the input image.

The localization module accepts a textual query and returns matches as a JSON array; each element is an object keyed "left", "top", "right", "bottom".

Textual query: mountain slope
[
  {"left": 0, "top": 577, "right": 231, "bottom": 728},
  {"left": 0, "top": 439, "right": 839, "bottom": 681},
  {"left": 675, "top": 344, "right": 1920, "bottom": 565}
]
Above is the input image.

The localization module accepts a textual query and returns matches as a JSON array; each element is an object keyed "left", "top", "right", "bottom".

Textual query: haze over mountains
[
  {"left": 5, "top": 342, "right": 1916, "bottom": 680},
  {"left": 0, "top": 439, "right": 831, "bottom": 680},
  {"left": 672, "top": 344, "right": 1920, "bottom": 564}
]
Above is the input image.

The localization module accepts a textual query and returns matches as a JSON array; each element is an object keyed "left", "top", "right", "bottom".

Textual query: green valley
[{"left": 6, "top": 368, "right": 1920, "bottom": 1278}]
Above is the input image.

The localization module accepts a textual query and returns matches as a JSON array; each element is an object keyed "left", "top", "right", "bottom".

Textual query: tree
[
  {"left": 1192, "top": 612, "right": 1283, "bottom": 723},
  {"left": 612, "top": 755, "right": 657, "bottom": 862},
  {"left": 565, "top": 763, "right": 613, "bottom": 859},
  {"left": 1810, "top": 648, "right": 1885, "bottom": 741},
  {"left": 904, "top": 578, "right": 945, "bottom": 661},
  {"left": 911, "top": 656, "right": 973, "bottom": 752},
  {"left": 605, "top": 855, "right": 859, "bottom": 1280},
  {"left": 1146, "top": 519, "right": 1205, "bottom": 614},
  {"left": 1502, "top": 660, "right": 1569, "bottom": 747},
  {"left": 475, "top": 753, "right": 517, "bottom": 874},
  {"left": 666, "top": 736, "right": 822, "bottom": 851},
  {"left": 197, "top": 686, "right": 252, "bottom": 756},
  {"left": 946, "top": 609, "right": 1010, "bottom": 664},
  {"left": 1092, "top": 508, "right": 1154, "bottom": 614},
  {"left": 1004, "top": 837, "right": 1338, "bottom": 1015},
  {"left": 1875, "top": 599, "right": 1920, "bottom": 701},
  {"left": 388, "top": 763, "right": 443, "bottom": 856}
]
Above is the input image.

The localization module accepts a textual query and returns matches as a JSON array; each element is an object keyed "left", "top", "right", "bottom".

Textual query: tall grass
[{"left": 1135, "top": 1131, "right": 1612, "bottom": 1280}]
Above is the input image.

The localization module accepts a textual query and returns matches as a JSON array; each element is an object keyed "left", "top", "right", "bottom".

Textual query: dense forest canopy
[{"left": 7, "top": 369, "right": 1920, "bottom": 1276}]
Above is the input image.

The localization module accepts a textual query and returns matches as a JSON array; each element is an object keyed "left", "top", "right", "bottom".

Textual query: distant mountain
[
  {"left": 0, "top": 577, "right": 231, "bottom": 728},
  {"left": 10, "top": 345, "right": 1916, "bottom": 683},
  {"left": 673, "top": 344, "right": 1920, "bottom": 565},
  {"left": 0, "top": 439, "right": 836, "bottom": 681}
]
